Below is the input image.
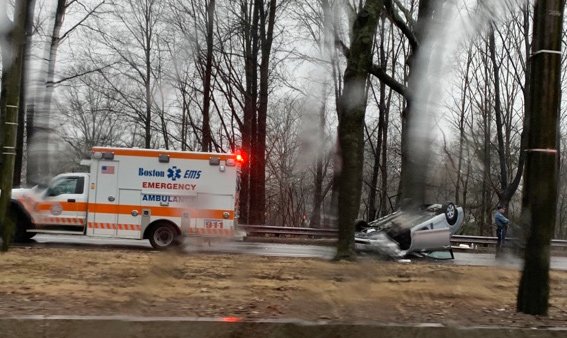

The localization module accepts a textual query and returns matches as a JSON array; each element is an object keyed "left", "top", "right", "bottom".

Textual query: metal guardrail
[
  {"left": 238, "top": 225, "right": 567, "bottom": 248},
  {"left": 238, "top": 225, "right": 338, "bottom": 238}
]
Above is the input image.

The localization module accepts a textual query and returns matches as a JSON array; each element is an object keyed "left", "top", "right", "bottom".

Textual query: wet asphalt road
[{"left": 17, "top": 234, "right": 567, "bottom": 271}]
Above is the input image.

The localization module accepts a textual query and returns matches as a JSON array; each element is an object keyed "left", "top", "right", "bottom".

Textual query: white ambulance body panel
[
  {"left": 10, "top": 147, "right": 240, "bottom": 248},
  {"left": 86, "top": 147, "right": 239, "bottom": 241}
]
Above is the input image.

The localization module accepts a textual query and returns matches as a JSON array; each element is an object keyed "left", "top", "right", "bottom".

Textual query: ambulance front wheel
[
  {"left": 148, "top": 222, "right": 181, "bottom": 250},
  {"left": 0, "top": 203, "right": 36, "bottom": 243}
]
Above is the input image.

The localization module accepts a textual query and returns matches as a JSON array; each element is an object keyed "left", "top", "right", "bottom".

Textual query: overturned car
[{"left": 354, "top": 203, "right": 464, "bottom": 258}]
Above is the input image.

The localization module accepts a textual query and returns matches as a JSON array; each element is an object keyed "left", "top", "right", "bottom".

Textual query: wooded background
[{"left": 1, "top": 0, "right": 566, "bottom": 239}]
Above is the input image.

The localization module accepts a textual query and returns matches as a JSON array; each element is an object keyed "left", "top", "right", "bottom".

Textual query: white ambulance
[{"left": 6, "top": 147, "right": 242, "bottom": 249}]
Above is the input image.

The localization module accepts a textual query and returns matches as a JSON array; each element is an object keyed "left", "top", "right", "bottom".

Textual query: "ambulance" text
[{"left": 142, "top": 194, "right": 194, "bottom": 203}]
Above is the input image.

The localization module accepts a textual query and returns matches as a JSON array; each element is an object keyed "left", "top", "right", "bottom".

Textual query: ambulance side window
[{"left": 47, "top": 177, "right": 84, "bottom": 196}]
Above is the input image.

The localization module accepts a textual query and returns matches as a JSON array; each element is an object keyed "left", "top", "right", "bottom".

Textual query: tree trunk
[
  {"left": 480, "top": 37, "right": 492, "bottom": 236},
  {"left": 309, "top": 84, "right": 327, "bottom": 228},
  {"left": 144, "top": 56, "right": 151, "bottom": 148},
  {"left": 488, "top": 7, "right": 530, "bottom": 212},
  {"left": 239, "top": 0, "right": 260, "bottom": 225},
  {"left": 143, "top": 1, "right": 154, "bottom": 149},
  {"left": 455, "top": 48, "right": 473, "bottom": 206},
  {"left": 25, "top": 0, "right": 66, "bottom": 185},
  {"left": 399, "top": 0, "right": 434, "bottom": 210},
  {"left": 488, "top": 26, "right": 508, "bottom": 194},
  {"left": 517, "top": 0, "right": 563, "bottom": 316},
  {"left": 249, "top": 0, "right": 276, "bottom": 226},
  {"left": 335, "top": 0, "right": 382, "bottom": 261},
  {"left": 13, "top": 0, "right": 35, "bottom": 187},
  {"left": 0, "top": 0, "right": 32, "bottom": 251},
  {"left": 367, "top": 78, "right": 387, "bottom": 221},
  {"left": 201, "top": 0, "right": 215, "bottom": 152}
]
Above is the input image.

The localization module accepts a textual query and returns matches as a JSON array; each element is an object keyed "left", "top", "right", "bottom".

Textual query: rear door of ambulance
[{"left": 191, "top": 155, "right": 238, "bottom": 236}]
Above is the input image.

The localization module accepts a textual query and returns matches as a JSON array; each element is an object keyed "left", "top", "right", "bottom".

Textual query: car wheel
[
  {"left": 148, "top": 223, "right": 179, "bottom": 249},
  {"left": 444, "top": 202, "right": 458, "bottom": 225}
]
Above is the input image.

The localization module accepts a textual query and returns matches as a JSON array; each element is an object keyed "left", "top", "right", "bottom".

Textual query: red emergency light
[{"left": 235, "top": 150, "right": 245, "bottom": 164}]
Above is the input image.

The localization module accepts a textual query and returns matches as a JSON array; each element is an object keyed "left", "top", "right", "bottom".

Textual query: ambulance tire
[
  {"left": 0, "top": 203, "right": 35, "bottom": 243},
  {"left": 148, "top": 222, "right": 181, "bottom": 250}
]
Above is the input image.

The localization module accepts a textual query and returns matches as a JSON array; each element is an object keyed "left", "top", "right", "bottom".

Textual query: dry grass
[{"left": 1, "top": 246, "right": 566, "bottom": 327}]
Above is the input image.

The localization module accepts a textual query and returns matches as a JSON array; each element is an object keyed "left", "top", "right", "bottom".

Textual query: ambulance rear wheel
[{"left": 148, "top": 223, "right": 179, "bottom": 250}]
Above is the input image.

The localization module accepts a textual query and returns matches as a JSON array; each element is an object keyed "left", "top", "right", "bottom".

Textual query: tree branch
[
  {"left": 384, "top": 0, "right": 418, "bottom": 51},
  {"left": 369, "top": 63, "right": 407, "bottom": 97},
  {"left": 50, "top": 61, "right": 120, "bottom": 85},
  {"left": 59, "top": 0, "right": 106, "bottom": 43}
]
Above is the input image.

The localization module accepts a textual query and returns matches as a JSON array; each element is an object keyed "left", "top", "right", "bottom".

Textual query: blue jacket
[{"left": 495, "top": 211, "right": 509, "bottom": 227}]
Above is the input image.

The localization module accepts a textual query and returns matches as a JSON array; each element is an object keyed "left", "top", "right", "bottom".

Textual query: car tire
[
  {"left": 444, "top": 202, "right": 458, "bottom": 225},
  {"left": 148, "top": 222, "right": 180, "bottom": 250},
  {"left": 354, "top": 219, "right": 368, "bottom": 232}
]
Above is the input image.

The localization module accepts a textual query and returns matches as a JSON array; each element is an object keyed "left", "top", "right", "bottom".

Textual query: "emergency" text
[{"left": 142, "top": 182, "right": 197, "bottom": 190}]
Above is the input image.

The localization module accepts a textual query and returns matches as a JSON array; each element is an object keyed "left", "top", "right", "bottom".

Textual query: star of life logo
[{"left": 167, "top": 166, "right": 182, "bottom": 181}]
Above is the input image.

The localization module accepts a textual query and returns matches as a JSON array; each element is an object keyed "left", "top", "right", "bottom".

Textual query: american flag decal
[{"left": 101, "top": 165, "right": 115, "bottom": 174}]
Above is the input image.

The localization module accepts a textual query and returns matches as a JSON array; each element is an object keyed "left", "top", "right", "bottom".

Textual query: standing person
[{"left": 494, "top": 205, "right": 510, "bottom": 257}]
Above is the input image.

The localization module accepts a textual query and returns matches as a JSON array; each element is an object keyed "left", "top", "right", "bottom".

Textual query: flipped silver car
[{"left": 354, "top": 203, "right": 464, "bottom": 258}]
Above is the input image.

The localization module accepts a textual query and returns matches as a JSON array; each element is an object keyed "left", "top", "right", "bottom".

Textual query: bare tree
[
  {"left": 201, "top": 0, "right": 215, "bottom": 152},
  {"left": 0, "top": 0, "right": 34, "bottom": 251},
  {"left": 27, "top": 0, "right": 106, "bottom": 185},
  {"left": 89, "top": 0, "right": 166, "bottom": 148},
  {"left": 13, "top": 0, "right": 36, "bottom": 186},
  {"left": 265, "top": 97, "right": 311, "bottom": 227},
  {"left": 56, "top": 74, "right": 127, "bottom": 161}
]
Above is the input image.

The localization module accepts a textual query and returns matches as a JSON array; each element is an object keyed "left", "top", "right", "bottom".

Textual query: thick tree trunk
[
  {"left": 0, "top": 0, "right": 32, "bottom": 251},
  {"left": 335, "top": 0, "right": 382, "bottom": 261},
  {"left": 201, "top": 0, "right": 215, "bottom": 152},
  {"left": 399, "top": 0, "right": 434, "bottom": 210},
  {"left": 249, "top": 0, "right": 275, "bottom": 226},
  {"left": 517, "top": 0, "right": 563, "bottom": 316},
  {"left": 239, "top": 0, "right": 259, "bottom": 225}
]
